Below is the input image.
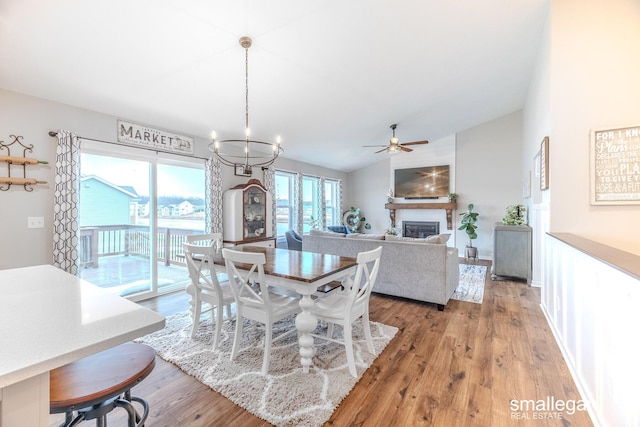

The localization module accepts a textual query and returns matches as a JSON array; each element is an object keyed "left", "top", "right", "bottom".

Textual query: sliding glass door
[{"left": 78, "top": 143, "right": 204, "bottom": 300}]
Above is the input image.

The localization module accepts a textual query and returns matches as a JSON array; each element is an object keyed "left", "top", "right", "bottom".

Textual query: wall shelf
[
  {"left": 0, "top": 135, "right": 48, "bottom": 191},
  {"left": 385, "top": 202, "right": 457, "bottom": 230}
]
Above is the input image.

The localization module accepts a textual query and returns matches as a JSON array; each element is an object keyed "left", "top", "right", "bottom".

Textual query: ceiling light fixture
[{"left": 209, "top": 36, "right": 283, "bottom": 176}]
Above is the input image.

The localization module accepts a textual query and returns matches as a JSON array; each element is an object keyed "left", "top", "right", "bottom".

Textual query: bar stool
[{"left": 50, "top": 342, "right": 156, "bottom": 427}]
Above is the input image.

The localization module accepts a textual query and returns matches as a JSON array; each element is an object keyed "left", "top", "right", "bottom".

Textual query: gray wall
[
  {"left": 0, "top": 89, "right": 346, "bottom": 269},
  {"left": 348, "top": 111, "right": 523, "bottom": 259}
]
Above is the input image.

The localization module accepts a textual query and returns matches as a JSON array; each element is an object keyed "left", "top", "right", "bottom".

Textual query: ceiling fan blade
[
  {"left": 401, "top": 140, "right": 429, "bottom": 146},
  {"left": 375, "top": 147, "right": 388, "bottom": 154},
  {"left": 399, "top": 146, "right": 413, "bottom": 152}
]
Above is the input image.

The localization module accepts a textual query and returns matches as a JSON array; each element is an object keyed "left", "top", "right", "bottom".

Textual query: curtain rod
[{"left": 48, "top": 131, "right": 210, "bottom": 161}]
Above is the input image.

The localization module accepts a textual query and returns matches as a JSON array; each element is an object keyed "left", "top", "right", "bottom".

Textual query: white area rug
[
  {"left": 136, "top": 310, "right": 398, "bottom": 427},
  {"left": 452, "top": 264, "right": 487, "bottom": 304}
]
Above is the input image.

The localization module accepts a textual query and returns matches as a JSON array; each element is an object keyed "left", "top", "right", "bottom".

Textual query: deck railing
[{"left": 79, "top": 225, "right": 202, "bottom": 268}]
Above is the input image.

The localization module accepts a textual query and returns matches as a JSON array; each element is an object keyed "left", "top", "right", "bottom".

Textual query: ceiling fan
[{"left": 363, "top": 124, "right": 429, "bottom": 153}]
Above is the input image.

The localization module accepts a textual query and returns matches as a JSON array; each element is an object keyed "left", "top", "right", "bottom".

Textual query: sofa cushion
[
  {"left": 385, "top": 233, "right": 451, "bottom": 244},
  {"left": 385, "top": 235, "right": 438, "bottom": 243},
  {"left": 346, "top": 233, "right": 385, "bottom": 240},
  {"left": 310, "top": 229, "right": 345, "bottom": 237}
]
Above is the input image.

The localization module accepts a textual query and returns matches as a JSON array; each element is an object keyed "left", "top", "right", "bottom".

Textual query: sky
[{"left": 81, "top": 153, "right": 205, "bottom": 198}]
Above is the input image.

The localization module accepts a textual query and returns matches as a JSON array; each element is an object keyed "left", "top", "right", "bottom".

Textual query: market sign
[{"left": 117, "top": 120, "right": 194, "bottom": 155}]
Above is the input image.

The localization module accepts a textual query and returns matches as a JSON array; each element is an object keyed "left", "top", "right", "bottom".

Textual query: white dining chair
[
  {"left": 310, "top": 246, "right": 382, "bottom": 377},
  {"left": 183, "top": 241, "right": 235, "bottom": 349},
  {"left": 222, "top": 248, "right": 301, "bottom": 375},
  {"left": 185, "top": 233, "right": 223, "bottom": 248}
]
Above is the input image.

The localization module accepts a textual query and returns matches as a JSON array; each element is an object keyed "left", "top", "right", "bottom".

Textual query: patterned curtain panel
[
  {"left": 262, "top": 167, "right": 276, "bottom": 237},
  {"left": 205, "top": 156, "right": 224, "bottom": 234},
  {"left": 318, "top": 177, "right": 326, "bottom": 230},
  {"left": 53, "top": 130, "right": 80, "bottom": 274},
  {"left": 294, "top": 173, "right": 302, "bottom": 234}
]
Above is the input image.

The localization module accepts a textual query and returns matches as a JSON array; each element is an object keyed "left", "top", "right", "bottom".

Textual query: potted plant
[
  {"left": 502, "top": 204, "right": 527, "bottom": 225},
  {"left": 458, "top": 203, "right": 479, "bottom": 260},
  {"left": 448, "top": 193, "right": 458, "bottom": 203}
]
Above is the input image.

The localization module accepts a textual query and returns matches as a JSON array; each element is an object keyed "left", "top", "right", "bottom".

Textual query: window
[
  {"left": 275, "top": 171, "right": 295, "bottom": 237},
  {"left": 275, "top": 170, "right": 342, "bottom": 235},
  {"left": 324, "top": 178, "right": 340, "bottom": 227},
  {"left": 79, "top": 143, "right": 205, "bottom": 300},
  {"left": 302, "top": 175, "right": 321, "bottom": 233}
]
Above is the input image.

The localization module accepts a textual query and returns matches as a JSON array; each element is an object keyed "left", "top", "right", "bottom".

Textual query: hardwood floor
[{"left": 50, "top": 259, "right": 593, "bottom": 426}]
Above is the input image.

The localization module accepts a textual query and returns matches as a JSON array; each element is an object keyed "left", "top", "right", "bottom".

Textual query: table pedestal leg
[{"left": 295, "top": 294, "right": 317, "bottom": 373}]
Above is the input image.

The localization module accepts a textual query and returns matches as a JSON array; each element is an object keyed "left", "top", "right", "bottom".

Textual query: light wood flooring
[{"left": 50, "top": 259, "right": 593, "bottom": 426}]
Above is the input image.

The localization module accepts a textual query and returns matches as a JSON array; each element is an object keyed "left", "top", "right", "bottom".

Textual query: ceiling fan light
[{"left": 391, "top": 137, "right": 399, "bottom": 144}]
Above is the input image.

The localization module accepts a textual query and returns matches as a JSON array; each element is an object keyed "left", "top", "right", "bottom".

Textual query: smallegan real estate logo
[{"left": 510, "top": 396, "right": 587, "bottom": 421}]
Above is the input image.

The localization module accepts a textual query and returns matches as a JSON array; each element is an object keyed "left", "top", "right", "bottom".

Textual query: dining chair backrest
[
  {"left": 185, "top": 233, "right": 223, "bottom": 249},
  {"left": 183, "top": 242, "right": 225, "bottom": 294},
  {"left": 346, "top": 246, "right": 383, "bottom": 312},
  {"left": 221, "top": 248, "right": 273, "bottom": 310}
]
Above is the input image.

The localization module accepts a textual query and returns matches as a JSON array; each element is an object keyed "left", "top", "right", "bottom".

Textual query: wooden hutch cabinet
[{"left": 223, "top": 179, "right": 275, "bottom": 247}]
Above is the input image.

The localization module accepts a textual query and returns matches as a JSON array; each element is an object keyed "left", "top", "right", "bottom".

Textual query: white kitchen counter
[{"left": 0, "top": 264, "right": 165, "bottom": 426}]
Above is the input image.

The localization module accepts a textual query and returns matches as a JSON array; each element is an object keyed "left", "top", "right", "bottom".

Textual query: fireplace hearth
[{"left": 403, "top": 221, "right": 439, "bottom": 238}]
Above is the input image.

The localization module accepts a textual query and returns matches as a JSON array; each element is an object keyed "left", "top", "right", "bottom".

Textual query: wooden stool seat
[{"left": 50, "top": 342, "right": 156, "bottom": 426}]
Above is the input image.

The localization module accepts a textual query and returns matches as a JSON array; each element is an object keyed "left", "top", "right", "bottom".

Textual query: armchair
[{"left": 285, "top": 229, "right": 303, "bottom": 251}]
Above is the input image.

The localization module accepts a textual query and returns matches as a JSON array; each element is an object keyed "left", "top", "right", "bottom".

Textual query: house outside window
[{"left": 275, "top": 171, "right": 295, "bottom": 237}]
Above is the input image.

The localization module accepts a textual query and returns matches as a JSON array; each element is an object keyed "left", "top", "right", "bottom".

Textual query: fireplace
[{"left": 403, "top": 221, "right": 439, "bottom": 238}]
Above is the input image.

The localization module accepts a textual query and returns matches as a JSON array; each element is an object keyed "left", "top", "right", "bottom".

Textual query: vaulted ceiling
[{"left": 0, "top": 0, "right": 549, "bottom": 172}]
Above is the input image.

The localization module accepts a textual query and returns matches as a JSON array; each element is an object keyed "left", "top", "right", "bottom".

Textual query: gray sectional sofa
[{"left": 303, "top": 230, "right": 459, "bottom": 310}]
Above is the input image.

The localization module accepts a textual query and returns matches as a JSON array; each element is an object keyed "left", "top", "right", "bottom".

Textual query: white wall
[
  {"left": 549, "top": 0, "right": 640, "bottom": 255},
  {"left": 345, "top": 157, "right": 390, "bottom": 233},
  {"left": 523, "top": 10, "right": 551, "bottom": 287},
  {"left": 0, "top": 89, "right": 346, "bottom": 269},
  {"left": 456, "top": 111, "right": 524, "bottom": 259}
]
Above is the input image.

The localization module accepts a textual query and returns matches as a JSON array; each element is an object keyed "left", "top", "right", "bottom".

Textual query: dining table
[
  {"left": 212, "top": 246, "right": 358, "bottom": 373},
  {"left": 0, "top": 264, "right": 166, "bottom": 427}
]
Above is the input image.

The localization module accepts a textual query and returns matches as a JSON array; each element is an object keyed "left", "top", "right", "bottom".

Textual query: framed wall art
[
  {"left": 590, "top": 124, "right": 640, "bottom": 205},
  {"left": 539, "top": 137, "right": 549, "bottom": 190}
]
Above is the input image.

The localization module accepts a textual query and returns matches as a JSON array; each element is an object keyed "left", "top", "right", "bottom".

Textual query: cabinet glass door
[{"left": 243, "top": 186, "right": 266, "bottom": 240}]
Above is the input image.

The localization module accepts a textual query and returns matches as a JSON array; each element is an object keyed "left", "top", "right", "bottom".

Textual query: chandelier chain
[
  {"left": 245, "top": 45, "right": 249, "bottom": 134},
  {"left": 208, "top": 35, "right": 283, "bottom": 174}
]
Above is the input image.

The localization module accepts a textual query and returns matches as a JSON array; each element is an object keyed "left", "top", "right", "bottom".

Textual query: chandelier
[{"left": 209, "top": 36, "right": 283, "bottom": 176}]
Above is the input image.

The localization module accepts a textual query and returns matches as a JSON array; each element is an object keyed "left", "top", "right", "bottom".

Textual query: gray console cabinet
[{"left": 492, "top": 224, "right": 532, "bottom": 283}]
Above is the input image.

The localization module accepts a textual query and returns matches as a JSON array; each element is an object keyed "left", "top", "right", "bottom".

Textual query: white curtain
[
  {"left": 205, "top": 156, "right": 224, "bottom": 234},
  {"left": 262, "top": 167, "right": 276, "bottom": 237},
  {"left": 53, "top": 130, "right": 80, "bottom": 274}
]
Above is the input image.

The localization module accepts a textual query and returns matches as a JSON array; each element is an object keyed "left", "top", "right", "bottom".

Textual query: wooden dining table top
[{"left": 215, "top": 246, "right": 358, "bottom": 284}]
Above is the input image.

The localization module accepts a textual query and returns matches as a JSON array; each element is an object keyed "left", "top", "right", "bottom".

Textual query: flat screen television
[{"left": 394, "top": 165, "right": 450, "bottom": 199}]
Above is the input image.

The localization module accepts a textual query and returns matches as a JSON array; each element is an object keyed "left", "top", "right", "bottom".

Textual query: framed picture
[
  {"left": 590, "top": 124, "right": 640, "bottom": 205},
  {"left": 534, "top": 152, "right": 541, "bottom": 178},
  {"left": 540, "top": 137, "right": 549, "bottom": 190},
  {"left": 234, "top": 164, "right": 252, "bottom": 177}
]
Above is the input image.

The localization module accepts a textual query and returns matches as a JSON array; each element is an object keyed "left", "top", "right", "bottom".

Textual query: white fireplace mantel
[{"left": 385, "top": 202, "right": 457, "bottom": 230}]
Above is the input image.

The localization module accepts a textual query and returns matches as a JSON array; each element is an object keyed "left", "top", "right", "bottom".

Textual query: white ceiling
[{"left": 0, "top": 0, "right": 548, "bottom": 172}]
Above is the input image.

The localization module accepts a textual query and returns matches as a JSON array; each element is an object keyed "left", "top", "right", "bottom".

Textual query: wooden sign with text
[
  {"left": 117, "top": 120, "right": 194, "bottom": 155},
  {"left": 591, "top": 124, "right": 640, "bottom": 204}
]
